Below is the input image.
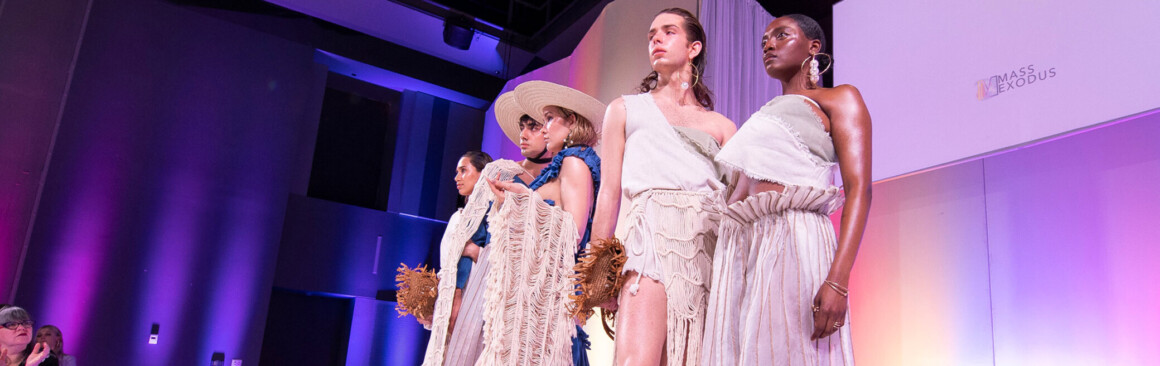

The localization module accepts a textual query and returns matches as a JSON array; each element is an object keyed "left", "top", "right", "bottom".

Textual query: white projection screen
[{"left": 834, "top": 0, "right": 1160, "bottom": 180}]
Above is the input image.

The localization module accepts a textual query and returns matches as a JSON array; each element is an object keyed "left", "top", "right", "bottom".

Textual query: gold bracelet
[{"left": 824, "top": 280, "right": 849, "bottom": 297}]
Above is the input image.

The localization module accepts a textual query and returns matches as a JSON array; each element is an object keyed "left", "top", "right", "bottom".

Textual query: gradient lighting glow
[
  {"left": 38, "top": 108, "right": 138, "bottom": 354},
  {"left": 835, "top": 0, "right": 1160, "bottom": 180},
  {"left": 13, "top": 0, "right": 318, "bottom": 363},
  {"left": 134, "top": 169, "right": 201, "bottom": 364},
  {"left": 845, "top": 109, "right": 1160, "bottom": 365}
]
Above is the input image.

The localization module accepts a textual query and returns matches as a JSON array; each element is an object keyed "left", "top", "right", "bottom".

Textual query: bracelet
[{"left": 824, "top": 280, "right": 849, "bottom": 297}]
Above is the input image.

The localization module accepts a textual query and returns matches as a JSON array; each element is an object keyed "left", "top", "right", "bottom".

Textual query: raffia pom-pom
[
  {"left": 394, "top": 263, "right": 439, "bottom": 321},
  {"left": 569, "top": 237, "right": 627, "bottom": 331}
]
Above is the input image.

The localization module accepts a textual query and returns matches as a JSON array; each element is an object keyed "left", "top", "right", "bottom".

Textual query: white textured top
[
  {"left": 716, "top": 94, "right": 838, "bottom": 189},
  {"left": 621, "top": 93, "right": 725, "bottom": 197}
]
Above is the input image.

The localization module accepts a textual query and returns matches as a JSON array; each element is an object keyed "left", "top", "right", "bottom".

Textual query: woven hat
[
  {"left": 493, "top": 91, "right": 530, "bottom": 146},
  {"left": 513, "top": 81, "right": 605, "bottom": 138}
]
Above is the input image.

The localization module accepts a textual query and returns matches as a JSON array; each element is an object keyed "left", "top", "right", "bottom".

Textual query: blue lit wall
[{"left": 13, "top": 0, "right": 320, "bottom": 363}]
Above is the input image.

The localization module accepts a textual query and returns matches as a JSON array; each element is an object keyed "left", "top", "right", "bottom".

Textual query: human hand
[
  {"left": 598, "top": 297, "right": 618, "bottom": 312},
  {"left": 810, "top": 282, "right": 849, "bottom": 340},
  {"left": 24, "top": 342, "right": 51, "bottom": 366},
  {"left": 461, "top": 242, "right": 481, "bottom": 262},
  {"left": 416, "top": 315, "right": 432, "bottom": 328},
  {"left": 485, "top": 175, "right": 530, "bottom": 208}
]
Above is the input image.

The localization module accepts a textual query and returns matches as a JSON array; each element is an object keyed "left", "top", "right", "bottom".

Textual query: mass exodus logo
[{"left": 977, "top": 64, "right": 1057, "bottom": 100}]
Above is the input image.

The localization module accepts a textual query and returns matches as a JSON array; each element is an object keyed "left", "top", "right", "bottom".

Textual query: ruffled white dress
[{"left": 702, "top": 94, "right": 854, "bottom": 366}]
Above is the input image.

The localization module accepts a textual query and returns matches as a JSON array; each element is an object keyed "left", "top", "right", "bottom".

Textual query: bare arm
[
  {"left": 826, "top": 84, "right": 872, "bottom": 287},
  {"left": 591, "top": 98, "right": 627, "bottom": 240},
  {"left": 559, "top": 156, "right": 597, "bottom": 245},
  {"left": 812, "top": 84, "right": 872, "bottom": 339}
]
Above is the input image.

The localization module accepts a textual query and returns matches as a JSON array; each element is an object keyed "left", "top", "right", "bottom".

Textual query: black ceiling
[{"left": 389, "top": 0, "right": 612, "bottom": 53}]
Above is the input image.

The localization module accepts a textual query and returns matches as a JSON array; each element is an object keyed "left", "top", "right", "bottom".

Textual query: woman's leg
[
  {"left": 449, "top": 288, "right": 463, "bottom": 337},
  {"left": 614, "top": 271, "right": 668, "bottom": 366}
]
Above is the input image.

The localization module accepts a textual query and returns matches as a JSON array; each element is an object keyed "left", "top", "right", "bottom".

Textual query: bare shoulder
[
  {"left": 706, "top": 110, "right": 737, "bottom": 133},
  {"left": 560, "top": 155, "right": 595, "bottom": 184},
  {"left": 700, "top": 110, "right": 737, "bottom": 144},
  {"left": 606, "top": 97, "right": 628, "bottom": 117},
  {"left": 817, "top": 84, "right": 867, "bottom": 111},
  {"left": 608, "top": 96, "right": 627, "bottom": 109},
  {"left": 604, "top": 97, "right": 628, "bottom": 129}
]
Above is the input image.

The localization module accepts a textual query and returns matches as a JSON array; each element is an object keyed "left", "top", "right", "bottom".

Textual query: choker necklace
[{"left": 527, "top": 148, "right": 552, "bottom": 164}]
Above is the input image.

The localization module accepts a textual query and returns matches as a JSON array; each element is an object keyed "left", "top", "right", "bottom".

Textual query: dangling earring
[
  {"left": 564, "top": 129, "right": 574, "bottom": 148},
  {"left": 801, "top": 52, "right": 833, "bottom": 89},
  {"left": 808, "top": 54, "right": 821, "bottom": 86}
]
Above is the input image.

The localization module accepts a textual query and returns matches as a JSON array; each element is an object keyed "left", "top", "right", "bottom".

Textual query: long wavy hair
[{"left": 637, "top": 7, "right": 714, "bottom": 110}]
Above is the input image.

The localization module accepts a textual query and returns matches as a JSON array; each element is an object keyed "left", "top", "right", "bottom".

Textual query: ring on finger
[
  {"left": 833, "top": 321, "right": 843, "bottom": 329},
  {"left": 811, "top": 305, "right": 820, "bottom": 313}
]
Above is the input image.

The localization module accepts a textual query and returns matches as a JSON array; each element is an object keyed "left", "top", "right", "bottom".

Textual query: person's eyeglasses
[
  {"left": 1, "top": 320, "right": 34, "bottom": 330},
  {"left": 518, "top": 121, "right": 543, "bottom": 132}
]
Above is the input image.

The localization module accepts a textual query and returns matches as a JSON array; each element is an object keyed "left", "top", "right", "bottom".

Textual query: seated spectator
[
  {"left": 36, "top": 326, "right": 74, "bottom": 366},
  {"left": 0, "top": 307, "right": 57, "bottom": 366}
]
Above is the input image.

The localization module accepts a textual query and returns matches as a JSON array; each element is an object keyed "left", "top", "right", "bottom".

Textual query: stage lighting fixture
[{"left": 443, "top": 16, "right": 474, "bottom": 50}]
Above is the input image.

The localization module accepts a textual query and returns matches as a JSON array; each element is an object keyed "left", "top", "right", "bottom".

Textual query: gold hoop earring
[
  {"left": 800, "top": 53, "right": 833, "bottom": 88},
  {"left": 690, "top": 63, "right": 701, "bottom": 88}
]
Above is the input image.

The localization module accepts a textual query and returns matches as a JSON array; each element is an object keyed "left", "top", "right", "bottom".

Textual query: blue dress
[
  {"left": 525, "top": 146, "right": 601, "bottom": 366},
  {"left": 455, "top": 201, "right": 493, "bottom": 289}
]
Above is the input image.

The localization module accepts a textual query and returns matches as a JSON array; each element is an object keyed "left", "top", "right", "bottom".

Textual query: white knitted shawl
[
  {"left": 477, "top": 189, "right": 579, "bottom": 366},
  {"left": 421, "top": 159, "right": 526, "bottom": 366}
]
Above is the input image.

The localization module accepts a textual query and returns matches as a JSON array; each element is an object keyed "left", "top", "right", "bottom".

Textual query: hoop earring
[
  {"left": 691, "top": 63, "right": 701, "bottom": 88},
  {"left": 800, "top": 53, "right": 833, "bottom": 88}
]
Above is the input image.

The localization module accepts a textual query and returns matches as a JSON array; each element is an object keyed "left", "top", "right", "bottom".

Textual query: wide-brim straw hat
[
  {"left": 513, "top": 81, "right": 605, "bottom": 138},
  {"left": 493, "top": 91, "right": 527, "bottom": 146}
]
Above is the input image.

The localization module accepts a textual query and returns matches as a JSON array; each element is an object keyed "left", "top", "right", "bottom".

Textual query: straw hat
[
  {"left": 493, "top": 91, "right": 528, "bottom": 146},
  {"left": 513, "top": 81, "right": 605, "bottom": 137}
]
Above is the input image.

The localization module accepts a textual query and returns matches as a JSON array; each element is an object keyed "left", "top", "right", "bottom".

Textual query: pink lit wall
[
  {"left": 846, "top": 110, "right": 1160, "bottom": 365},
  {"left": 834, "top": 0, "right": 1160, "bottom": 180}
]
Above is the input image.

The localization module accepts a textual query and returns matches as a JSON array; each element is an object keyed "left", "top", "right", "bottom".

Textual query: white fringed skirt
[
  {"left": 702, "top": 186, "right": 854, "bottom": 366},
  {"left": 621, "top": 189, "right": 723, "bottom": 366}
]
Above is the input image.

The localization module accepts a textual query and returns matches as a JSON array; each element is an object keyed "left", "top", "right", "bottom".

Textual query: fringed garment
[
  {"left": 478, "top": 146, "right": 601, "bottom": 366},
  {"left": 478, "top": 189, "right": 580, "bottom": 366},
  {"left": 422, "top": 159, "right": 526, "bottom": 366},
  {"left": 618, "top": 92, "right": 728, "bottom": 366},
  {"left": 621, "top": 189, "right": 723, "bottom": 365},
  {"left": 702, "top": 94, "right": 855, "bottom": 365}
]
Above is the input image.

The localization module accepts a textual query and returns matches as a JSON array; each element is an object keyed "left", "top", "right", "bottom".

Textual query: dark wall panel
[
  {"left": 0, "top": 0, "right": 92, "bottom": 302},
  {"left": 13, "top": 0, "right": 322, "bottom": 364},
  {"left": 387, "top": 91, "right": 485, "bottom": 221},
  {"left": 272, "top": 194, "right": 445, "bottom": 298}
]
